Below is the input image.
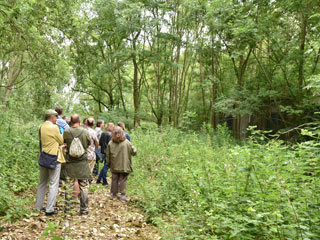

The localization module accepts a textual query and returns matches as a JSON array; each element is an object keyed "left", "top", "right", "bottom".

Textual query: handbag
[
  {"left": 39, "top": 151, "right": 58, "bottom": 169},
  {"left": 38, "top": 126, "right": 58, "bottom": 169}
]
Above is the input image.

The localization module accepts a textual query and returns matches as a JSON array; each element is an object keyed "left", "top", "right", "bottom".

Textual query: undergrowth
[
  {"left": 0, "top": 111, "right": 319, "bottom": 239},
  {"left": 129, "top": 125, "right": 320, "bottom": 239},
  {"left": 0, "top": 112, "right": 39, "bottom": 223}
]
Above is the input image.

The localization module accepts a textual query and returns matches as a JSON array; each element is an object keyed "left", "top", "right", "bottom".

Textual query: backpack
[{"left": 68, "top": 129, "right": 85, "bottom": 158}]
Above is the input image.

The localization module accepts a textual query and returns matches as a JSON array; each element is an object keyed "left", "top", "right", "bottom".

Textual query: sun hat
[{"left": 45, "top": 109, "right": 58, "bottom": 117}]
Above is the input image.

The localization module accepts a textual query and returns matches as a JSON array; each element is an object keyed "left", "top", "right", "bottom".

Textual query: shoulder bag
[{"left": 38, "top": 126, "right": 58, "bottom": 169}]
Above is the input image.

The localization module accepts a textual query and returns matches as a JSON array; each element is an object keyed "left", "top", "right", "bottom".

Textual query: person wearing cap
[{"left": 36, "top": 109, "right": 65, "bottom": 216}]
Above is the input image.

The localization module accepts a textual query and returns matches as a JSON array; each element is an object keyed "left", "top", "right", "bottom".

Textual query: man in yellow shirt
[{"left": 35, "top": 109, "right": 64, "bottom": 216}]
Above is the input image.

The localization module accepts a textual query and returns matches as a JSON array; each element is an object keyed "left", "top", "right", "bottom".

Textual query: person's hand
[{"left": 62, "top": 144, "right": 67, "bottom": 149}]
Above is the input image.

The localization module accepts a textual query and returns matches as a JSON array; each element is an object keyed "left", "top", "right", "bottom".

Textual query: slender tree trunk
[
  {"left": 210, "top": 45, "right": 217, "bottom": 129},
  {"left": 298, "top": 12, "right": 307, "bottom": 101},
  {"left": 2, "top": 54, "right": 23, "bottom": 111},
  {"left": 199, "top": 54, "right": 207, "bottom": 122},
  {"left": 130, "top": 31, "right": 141, "bottom": 128},
  {"left": 311, "top": 48, "right": 320, "bottom": 74},
  {"left": 232, "top": 49, "right": 252, "bottom": 139},
  {"left": 117, "top": 68, "right": 127, "bottom": 114},
  {"left": 132, "top": 52, "right": 140, "bottom": 127}
]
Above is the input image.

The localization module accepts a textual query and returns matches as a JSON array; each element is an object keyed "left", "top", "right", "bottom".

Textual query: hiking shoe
[
  {"left": 45, "top": 210, "right": 58, "bottom": 216},
  {"left": 102, "top": 181, "right": 109, "bottom": 186},
  {"left": 80, "top": 211, "right": 89, "bottom": 216},
  {"left": 96, "top": 179, "right": 101, "bottom": 184},
  {"left": 120, "top": 195, "right": 129, "bottom": 202},
  {"left": 110, "top": 194, "right": 117, "bottom": 200}
]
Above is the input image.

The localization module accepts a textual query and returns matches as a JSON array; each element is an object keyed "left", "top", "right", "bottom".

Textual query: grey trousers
[
  {"left": 35, "top": 163, "right": 61, "bottom": 213},
  {"left": 111, "top": 172, "right": 129, "bottom": 195}
]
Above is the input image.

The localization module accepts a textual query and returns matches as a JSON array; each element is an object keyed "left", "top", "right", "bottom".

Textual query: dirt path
[{"left": 0, "top": 184, "right": 160, "bottom": 239}]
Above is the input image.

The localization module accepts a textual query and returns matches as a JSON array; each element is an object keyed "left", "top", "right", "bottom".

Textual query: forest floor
[{"left": 0, "top": 181, "right": 161, "bottom": 240}]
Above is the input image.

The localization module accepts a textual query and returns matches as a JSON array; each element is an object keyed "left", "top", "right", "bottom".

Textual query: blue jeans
[
  {"left": 97, "top": 154, "right": 108, "bottom": 183},
  {"left": 93, "top": 160, "right": 99, "bottom": 176},
  {"left": 93, "top": 147, "right": 102, "bottom": 176}
]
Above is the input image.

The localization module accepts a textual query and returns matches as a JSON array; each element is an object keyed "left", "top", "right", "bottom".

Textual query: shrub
[
  {"left": 129, "top": 127, "right": 320, "bottom": 239},
  {"left": 0, "top": 113, "right": 39, "bottom": 223}
]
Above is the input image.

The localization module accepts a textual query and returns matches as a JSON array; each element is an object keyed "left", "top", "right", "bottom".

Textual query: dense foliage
[
  {"left": 0, "top": 113, "right": 319, "bottom": 239},
  {"left": 1, "top": 0, "right": 320, "bottom": 137},
  {"left": 0, "top": 112, "right": 39, "bottom": 223},
  {"left": 129, "top": 126, "right": 320, "bottom": 239},
  {"left": 1, "top": 0, "right": 320, "bottom": 238}
]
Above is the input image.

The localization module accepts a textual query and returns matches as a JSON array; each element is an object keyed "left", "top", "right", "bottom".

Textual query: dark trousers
[
  {"left": 111, "top": 172, "right": 129, "bottom": 195},
  {"left": 97, "top": 154, "right": 108, "bottom": 183},
  {"left": 93, "top": 147, "right": 102, "bottom": 176},
  {"left": 98, "top": 164, "right": 108, "bottom": 183}
]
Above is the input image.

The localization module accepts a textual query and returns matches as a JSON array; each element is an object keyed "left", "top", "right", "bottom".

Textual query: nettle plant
[
  {"left": 129, "top": 126, "right": 320, "bottom": 239},
  {"left": 0, "top": 114, "right": 40, "bottom": 223}
]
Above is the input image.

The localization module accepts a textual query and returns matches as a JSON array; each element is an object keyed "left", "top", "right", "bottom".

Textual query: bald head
[
  {"left": 87, "top": 117, "right": 94, "bottom": 128},
  {"left": 70, "top": 114, "right": 80, "bottom": 126}
]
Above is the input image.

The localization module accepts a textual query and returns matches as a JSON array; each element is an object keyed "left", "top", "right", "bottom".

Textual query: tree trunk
[
  {"left": 2, "top": 54, "right": 23, "bottom": 111},
  {"left": 298, "top": 12, "right": 307, "bottom": 101},
  {"left": 117, "top": 68, "right": 127, "bottom": 115},
  {"left": 199, "top": 54, "right": 207, "bottom": 122},
  {"left": 132, "top": 43, "right": 140, "bottom": 127},
  {"left": 210, "top": 46, "right": 217, "bottom": 129}
]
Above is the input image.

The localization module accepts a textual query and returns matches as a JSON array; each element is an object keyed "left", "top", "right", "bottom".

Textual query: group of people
[{"left": 35, "top": 106, "right": 137, "bottom": 216}]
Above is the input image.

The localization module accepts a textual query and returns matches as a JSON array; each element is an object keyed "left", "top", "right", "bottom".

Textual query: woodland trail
[{"left": 0, "top": 182, "right": 160, "bottom": 240}]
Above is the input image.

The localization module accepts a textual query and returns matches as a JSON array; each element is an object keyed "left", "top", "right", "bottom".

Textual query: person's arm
[
  {"left": 63, "top": 121, "right": 70, "bottom": 129},
  {"left": 126, "top": 133, "right": 131, "bottom": 142},
  {"left": 106, "top": 143, "right": 111, "bottom": 168},
  {"left": 57, "top": 118, "right": 69, "bottom": 129},
  {"left": 92, "top": 131, "right": 100, "bottom": 148},
  {"left": 99, "top": 132, "right": 107, "bottom": 153},
  {"left": 106, "top": 132, "right": 112, "bottom": 145},
  {"left": 99, "top": 132, "right": 105, "bottom": 146},
  {"left": 85, "top": 131, "right": 91, "bottom": 149},
  {"left": 63, "top": 130, "right": 68, "bottom": 144},
  {"left": 82, "top": 130, "right": 91, "bottom": 149},
  {"left": 130, "top": 142, "right": 137, "bottom": 156},
  {"left": 95, "top": 139, "right": 100, "bottom": 148}
]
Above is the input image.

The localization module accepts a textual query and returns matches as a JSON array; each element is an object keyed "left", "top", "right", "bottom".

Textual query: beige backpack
[{"left": 68, "top": 129, "right": 85, "bottom": 158}]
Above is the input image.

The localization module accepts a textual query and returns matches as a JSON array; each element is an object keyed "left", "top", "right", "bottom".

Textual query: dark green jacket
[
  {"left": 106, "top": 139, "right": 137, "bottom": 173},
  {"left": 62, "top": 126, "right": 92, "bottom": 179}
]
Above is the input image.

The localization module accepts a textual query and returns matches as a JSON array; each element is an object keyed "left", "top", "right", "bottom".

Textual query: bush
[
  {"left": 98, "top": 110, "right": 134, "bottom": 130},
  {"left": 0, "top": 112, "right": 39, "bottom": 223},
  {"left": 128, "top": 127, "right": 320, "bottom": 239}
]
